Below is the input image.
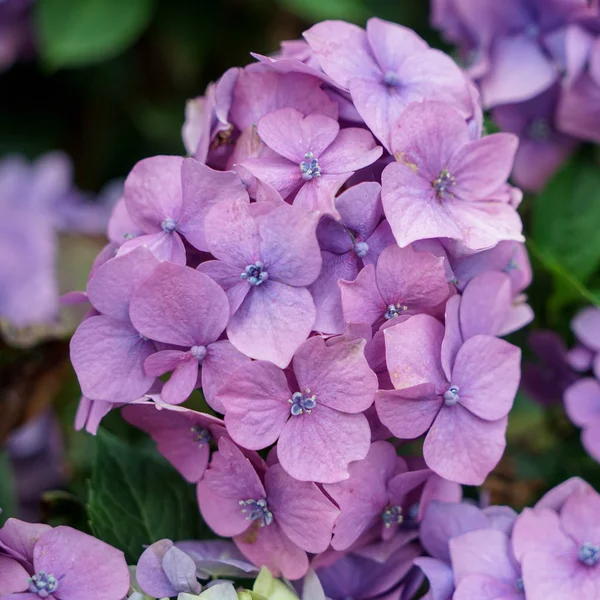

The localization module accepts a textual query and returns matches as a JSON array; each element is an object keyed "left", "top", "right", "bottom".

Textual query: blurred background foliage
[{"left": 1, "top": 0, "right": 600, "bottom": 532}]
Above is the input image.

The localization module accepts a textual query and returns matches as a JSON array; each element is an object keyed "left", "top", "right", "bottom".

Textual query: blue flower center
[
  {"left": 161, "top": 217, "right": 178, "bottom": 233},
  {"left": 190, "top": 426, "right": 211, "bottom": 447},
  {"left": 385, "top": 303, "right": 408, "bottom": 320},
  {"left": 239, "top": 498, "right": 273, "bottom": 527},
  {"left": 289, "top": 389, "right": 317, "bottom": 416},
  {"left": 300, "top": 152, "right": 321, "bottom": 181},
  {"left": 443, "top": 386, "right": 460, "bottom": 406},
  {"left": 381, "top": 505, "right": 404, "bottom": 528},
  {"left": 28, "top": 572, "right": 59, "bottom": 598},
  {"left": 191, "top": 345, "right": 207, "bottom": 361},
  {"left": 241, "top": 261, "right": 268, "bottom": 286},
  {"left": 516, "top": 577, "right": 524, "bottom": 592},
  {"left": 433, "top": 169, "right": 456, "bottom": 199},
  {"left": 579, "top": 542, "right": 600, "bottom": 566},
  {"left": 383, "top": 71, "right": 400, "bottom": 87},
  {"left": 354, "top": 241, "right": 369, "bottom": 258}
]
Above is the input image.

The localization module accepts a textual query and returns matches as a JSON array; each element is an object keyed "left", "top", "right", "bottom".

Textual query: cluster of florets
[
  {"left": 417, "top": 476, "right": 600, "bottom": 600},
  {"left": 432, "top": 0, "right": 600, "bottom": 191},
  {"left": 70, "top": 17, "right": 531, "bottom": 584},
  {"left": 0, "top": 153, "right": 114, "bottom": 333}
]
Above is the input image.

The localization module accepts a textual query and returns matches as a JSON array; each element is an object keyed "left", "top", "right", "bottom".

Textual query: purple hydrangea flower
[
  {"left": 70, "top": 247, "right": 159, "bottom": 403},
  {"left": 450, "top": 528, "right": 524, "bottom": 600},
  {"left": 197, "top": 438, "right": 339, "bottom": 580},
  {"left": 492, "top": 85, "right": 578, "bottom": 192},
  {"left": 0, "top": 0, "right": 33, "bottom": 71},
  {"left": 128, "top": 261, "right": 250, "bottom": 407},
  {"left": 569, "top": 306, "right": 600, "bottom": 377},
  {"left": 308, "top": 182, "right": 395, "bottom": 334},
  {"left": 564, "top": 378, "right": 600, "bottom": 462},
  {"left": 136, "top": 538, "right": 201, "bottom": 598},
  {"left": 198, "top": 197, "right": 321, "bottom": 367},
  {"left": 376, "top": 314, "right": 521, "bottom": 484},
  {"left": 381, "top": 101, "right": 523, "bottom": 251},
  {"left": 312, "top": 539, "right": 422, "bottom": 600},
  {"left": 242, "top": 107, "right": 382, "bottom": 217},
  {"left": 512, "top": 487, "right": 600, "bottom": 599},
  {"left": 121, "top": 156, "right": 248, "bottom": 262},
  {"left": 216, "top": 335, "right": 377, "bottom": 483},
  {"left": 339, "top": 244, "right": 451, "bottom": 331},
  {"left": 324, "top": 441, "right": 431, "bottom": 550},
  {"left": 122, "top": 400, "right": 227, "bottom": 483},
  {"left": 0, "top": 519, "right": 129, "bottom": 600},
  {"left": 303, "top": 18, "right": 473, "bottom": 151}
]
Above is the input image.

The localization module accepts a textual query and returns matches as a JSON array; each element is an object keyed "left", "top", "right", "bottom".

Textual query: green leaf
[
  {"left": 532, "top": 157, "right": 600, "bottom": 284},
  {"left": 0, "top": 451, "right": 17, "bottom": 525},
  {"left": 88, "top": 430, "right": 206, "bottom": 563},
  {"left": 35, "top": 0, "right": 155, "bottom": 69},
  {"left": 278, "top": 0, "right": 369, "bottom": 22}
]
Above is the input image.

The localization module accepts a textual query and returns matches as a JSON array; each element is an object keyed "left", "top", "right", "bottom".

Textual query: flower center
[
  {"left": 383, "top": 70, "right": 400, "bottom": 87},
  {"left": 300, "top": 152, "right": 321, "bottom": 181},
  {"left": 385, "top": 303, "right": 408, "bottom": 320},
  {"left": 161, "top": 217, "right": 178, "bottom": 233},
  {"left": 289, "top": 389, "right": 317, "bottom": 416},
  {"left": 353, "top": 241, "right": 369, "bottom": 258},
  {"left": 190, "top": 426, "right": 211, "bottom": 447},
  {"left": 28, "top": 572, "right": 59, "bottom": 598},
  {"left": 381, "top": 505, "right": 404, "bottom": 528},
  {"left": 239, "top": 498, "right": 273, "bottom": 527},
  {"left": 191, "top": 345, "right": 207, "bottom": 361},
  {"left": 579, "top": 542, "right": 600, "bottom": 566},
  {"left": 433, "top": 169, "right": 456, "bottom": 199},
  {"left": 527, "top": 118, "right": 551, "bottom": 142},
  {"left": 516, "top": 577, "right": 524, "bottom": 592},
  {"left": 443, "top": 385, "right": 460, "bottom": 406},
  {"left": 241, "top": 261, "right": 268, "bottom": 286}
]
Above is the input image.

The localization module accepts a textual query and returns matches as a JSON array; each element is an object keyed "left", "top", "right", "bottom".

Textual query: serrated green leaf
[
  {"left": 35, "top": 0, "right": 155, "bottom": 69},
  {"left": 88, "top": 430, "right": 206, "bottom": 563},
  {"left": 0, "top": 451, "right": 17, "bottom": 525},
  {"left": 532, "top": 158, "right": 600, "bottom": 283}
]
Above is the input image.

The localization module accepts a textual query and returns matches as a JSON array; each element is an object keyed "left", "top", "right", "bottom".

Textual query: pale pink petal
[
  {"left": 293, "top": 174, "right": 348, "bottom": 217},
  {"left": 453, "top": 574, "right": 522, "bottom": 600},
  {"left": 278, "top": 405, "right": 371, "bottom": 483},
  {"left": 219, "top": 360, "right": 291, "bottom": 449},
  {"left": 197, "top": 481, "right": 251, "bottom": 537},
  {"left": 201, "top": 340, "right": 252, "bottom": 414},
  {"left": 424, "top": 408, "right": 507, "bottom": 485},
  {"left": 33, "top": 526, "right": 129, "bottom": 600},
  {"left": 242, "top": 157, "right": 303, "bottom": 199},
  {"left": 144, "top": 350, "right": 187, "bottom": 377},
  {"left": 384, "top": 314, "right": 447, "bottom": 390},
  {"left": 339, "top": 263, "right": 387, "bottom": 327},
  {"left": 86, "top": 247, "right": 159, "bottom": 322},
  {"left": 196, "top": 260, "right": 250, "bottom": 316},
  {"left": 129, "top": 263, "right": 229, "bottom": 347},
  {"left": 450, "top": 335, "right": 521, "bottom": 421},
  {"left": 441, "top": 295, "right": 462, "bottom": 380},
  {"left": 160, "top": 358, "right": 199, "bottom": 405},
  {"left": 0, "top": 555, "right": 29, "bottom": 595},
  {"left": 582, "top": 419, "right": 600, "bottom": 462},
  {"left": 292, "top": 336, "right": 377, "bottom": 413},
  {"left": 376, "top": 385, "right": 442, "bottom": 439},
  {"left": 571, "top": 307, "right": 600, "bottom": 351},
  {"left": 564, "top": 378, "right": 600, "bottom": 427},
  {"left": 414, "top": 557, "right": 454, "bottom": 600},
  {"left": 561, "top": 488, "right": 600, "bottom": 546},
  {"left": 178, "top": 159, "right": 249, "bottom": 252},
  {"left": 257, "top": 108, "right": 339, "bottom": 163},
  {"left": 318, "top": 128, "right": 382, "bottom": 174},
  {"left": 266, "top": 464, "right": 338, "bottom": 553},
  {"left": 204, "top": 198, "right": 261, "bottom": 266},
  {"left": 325, "top": 441, "right": 398, "bottom": 550},
  {"left": 235, "top": 521, "right": 309, "bottom": 580},
  {"left": 257, "top": 204, "right": 321, "bottom": 286},
  {"left": 124, "top": 155, "right": 183, "bottom": 232},
  {"left": 303, "top": 21, "right": 380, "bottom": 89},
  {"left": 117, "top": 230, "right": 187, "bottom": 264},
  {"left": 227, "top": 282, "right": 316, "bottom": 368},
  {"left": 70, "top": 316, "right": 155, "bottom": 402}
]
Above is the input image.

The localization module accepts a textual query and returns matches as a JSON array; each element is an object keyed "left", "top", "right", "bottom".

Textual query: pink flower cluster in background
[
  {"left": 432, "top": 0, "right": 600, "bottom": 191},
  {"left": 69, "top": 17, "right": 533, "bottom": 583}
]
